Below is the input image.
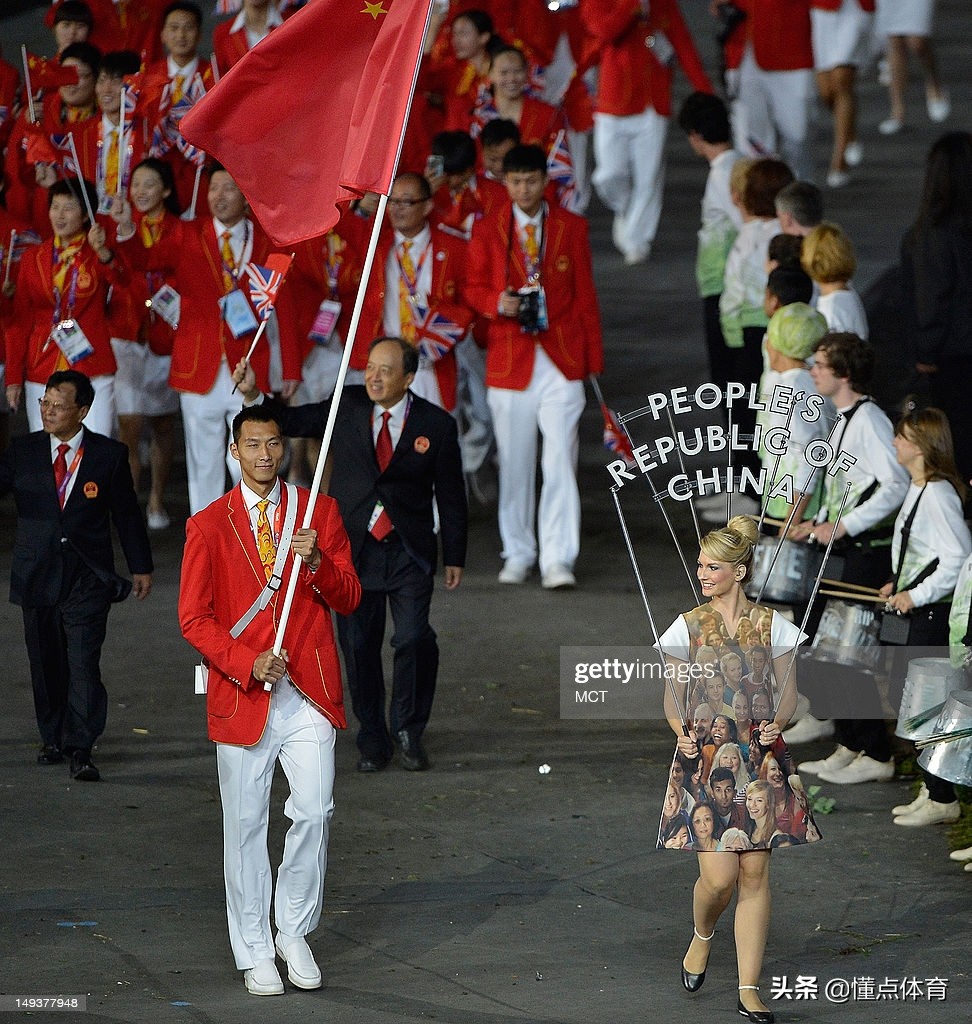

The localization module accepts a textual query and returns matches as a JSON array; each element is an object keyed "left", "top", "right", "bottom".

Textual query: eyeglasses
[
  {"left": 387, "top": 198, "right": 426, "bottom": 207},
  {"left": 38, "top": 398, "right": 75, "bottom": 412}
]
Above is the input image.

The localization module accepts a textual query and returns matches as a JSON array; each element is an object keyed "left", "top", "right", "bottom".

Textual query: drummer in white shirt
[{"left": 800, "top": 223, "right": 869, "bottom": 338}]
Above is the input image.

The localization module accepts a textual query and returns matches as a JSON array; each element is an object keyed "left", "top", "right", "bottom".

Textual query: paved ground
[{"left": 1, "top": 3, "right": 971, "bottom": 1023}]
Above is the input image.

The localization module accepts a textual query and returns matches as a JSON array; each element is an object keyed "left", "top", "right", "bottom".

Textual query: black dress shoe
[
  {"left": 737, "top": 989, "right": 774, "bottom": 1023},
  {"left": 396, "top": 730, "right": 429, "bottom": 771},
  {"left": 356, "top": 755, "right": 389, "bottom": 773},
  {"left": 70, "top": 751, "right": 100, "bottom": 782},
  {"left": 681, "top": 963, "right": 706, "bottom": 993},
  {"left": 37, "top": 744, "right": 63, "bottom": 765}
]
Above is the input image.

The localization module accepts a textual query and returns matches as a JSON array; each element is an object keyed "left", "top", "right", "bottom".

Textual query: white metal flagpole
[{"left": 262, "top": 0, "right": 438, "bottom": 689}]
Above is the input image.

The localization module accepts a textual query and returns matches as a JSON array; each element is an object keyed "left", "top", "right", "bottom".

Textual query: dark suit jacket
[
  {"left": 263, "top": 387, "right": 467, "bottom": 575},
  {"left": 0, "top": 428, "right": 153, "bottom": 608}
]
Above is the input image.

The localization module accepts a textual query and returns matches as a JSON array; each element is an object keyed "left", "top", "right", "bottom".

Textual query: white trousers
[
  {"left": 216, "top": 697, "right": 336, "bottom": 970},
  {"left": 737, "top": 48, "right": 814, "bottom": 180},
  {"left": 179, "top": 361, "right": 242, "bottom": 515},
  {"left": 26, "top": 374, "right": 115, "bottom": 436},
  {"left": 455, "top": 333, "right": 494, "bottom": 474},
  {"left": 487, "top": 347, "right": 584, "bottom": 573},
  {"left": 592, "top": 106, "right": 668, "bottom": 257}
]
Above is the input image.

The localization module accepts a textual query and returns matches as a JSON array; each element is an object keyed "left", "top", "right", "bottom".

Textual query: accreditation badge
[
  {"left": 149, "top": 283, "right": 181, "bottom": 328},
  {"left": 50, "top": 319, "right": 95, "bottom": 365},
  {"left": 309, "top": 298, "right": 342, "bottom": 345},
  {"left": 218, "top": 288, "right": 258, "bottom": 338},
  {"left": 535, "top": 286, "right": 549, "bottom": 331}
]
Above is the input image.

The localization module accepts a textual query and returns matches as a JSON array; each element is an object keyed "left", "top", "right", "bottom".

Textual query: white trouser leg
[
  {"left": 765, "top": 68, "right": 814, "bottom": 180},
  {"left": 179, "top": 361, "right": 240, "bottom": 514},
  {"left": 567, "top": 129, "right": 593, "bottom": 214},
  {"left": 737, "top": 48, "right": 775, "bottom": 157},
  {"left": 81, "top": 375, "right": 116, "bottom": 438},
  {"left": 624, "top": 108, "right": 668, "bottom": 255},
  {"left": 488, "top": 378, "right": 540, "bottom": 568},
  {"left": 216, "top": 701, "right": 335, "bottom": 970},
  {"left": 25, "top": 380, "right": 46, "bottom": 431},
  {"left": 592, "top": 111, "right": 634, "bottom": 218},
  {"left": 533, "top": 351, "right": 584, "bottom": 573}
]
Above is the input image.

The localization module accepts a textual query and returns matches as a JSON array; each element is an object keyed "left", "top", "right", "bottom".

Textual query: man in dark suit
[
  {"left": 0, "top": 370, "right": 153, "bottom": 781},
  {"left": 235, "top": 337, "right": 467, "bottom": 772}
]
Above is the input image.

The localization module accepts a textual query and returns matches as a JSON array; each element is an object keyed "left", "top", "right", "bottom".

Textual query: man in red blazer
[
  {"left": 351, "top": 172, "right": 473, "bottom": 413},
  {"left": 714, "top": 0, "right": 814, "bottom": 178},
  {"left": 179, "top": 404, "right": 360, "bottom": 997},
  {"left": 212, "top": 0, "right": 284, "bottom": 75},
  {"left": 114, "top": 164, "right": 301, "bottom": 514},
  {"left": 465, "top": 144, "right": 603, "bottom": 589},
  {"left": 582, "top": 0, "right": 713, "bottom": 263}
]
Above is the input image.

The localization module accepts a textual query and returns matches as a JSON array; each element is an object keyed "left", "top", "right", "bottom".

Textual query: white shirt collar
[
  {"left": 167, "top": 56, "right": 200, "bottom": 80},
  {"left": 50, "top": 426, "right": 84, "bottom": 458},
  {"left": 393, "top": 223, "right": 431, "bottom": 250},
  {"left": 102, "top": 112, "right": 121, "bottom": 135},
  {"left": 512, "top": 202, "right": 544, "bottom": 230},
  {"left": 230, "top": 4, "right": 284, "bottom": 34},
  {"left": 373, "top": 392, "right": 409, "bottom": 426},
  {"left": 240, "top": 477, "right": 281, "bottom": 512},
  {"left": 213, "top": 217, "right": 248, "bottom": 243}
]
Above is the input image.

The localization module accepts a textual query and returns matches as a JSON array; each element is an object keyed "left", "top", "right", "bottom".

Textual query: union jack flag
[
  {"left": 469, "top": 83, "right": 498, "bottom": 140},
  {"left": 244, "top": 254, "right": 293, "bottom": 320},
  {"left": 546, "top": 130, "right": 579, "bottom": 213},
  {"left": 120, "top": 76, "right": 141, "bottom": 135},
  {"left": 416, "top": 307, "right": 464, "bottom": 362},
  {"left": 49, "top": 132, "right": 79, "bottom": 175},
  {"left": 215, "top": 0, "right": 240, "bottom": 12},
  {"left": 599, "top": 399, "right": 636, "bottom": 466}
]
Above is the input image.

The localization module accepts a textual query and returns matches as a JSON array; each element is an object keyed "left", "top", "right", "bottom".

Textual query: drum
[
  {"left": 918, "top": 690, "right": 972, "bottom": 787},
  {"left": 808, "top": 599, "right": 884, "bottom": 673},
  {"left": 747, "top": 537, "right": 843, "bottom": 605},
  {"left": 895, "top": 658, "right": 964, "bottom": 740}
]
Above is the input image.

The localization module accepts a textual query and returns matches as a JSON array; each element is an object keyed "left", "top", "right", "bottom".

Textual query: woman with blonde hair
[
  {"left": 656, "top": 515, "right": 819, "bottom": 1023},
  {"left": 717, "top": 742, "right": 750, "bottom": 791},
  {"left": 745, "top": 779, "right": 781, "bottom": 848},
  {"left": 800, "top": 222, "right": 868, "bottom": 338}
]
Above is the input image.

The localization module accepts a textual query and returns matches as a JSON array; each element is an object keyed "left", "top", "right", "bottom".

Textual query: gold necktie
[
  {"left": 220, "top": 229, "right": 236, "bottom": 292},
  {"left": 256, "top": 499, "right": 275, "bottom": 581},
  {"left": 105, "top": 130, "right": 119, "bottom": 195},
  {"left": 524, "top": 223, "right": 539, "bottom": 264},
  {"left": 398, "top": 239, "right": 418, "bottom": 343},
  {"left": 172, "top": 74, "right": 185, "bottom": 104}
]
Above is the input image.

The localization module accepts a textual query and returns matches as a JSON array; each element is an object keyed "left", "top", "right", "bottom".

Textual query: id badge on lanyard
[{"left": 219, "top": 288, "right": 258, "bottom": 338}]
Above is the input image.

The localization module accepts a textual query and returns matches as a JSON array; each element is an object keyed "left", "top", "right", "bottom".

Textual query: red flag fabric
[
  {"left": 180, "top": 0, "right": 434, "bottom": 245},
  {"left": 26, "top": 53, "right": 80, "bottom": 90}
]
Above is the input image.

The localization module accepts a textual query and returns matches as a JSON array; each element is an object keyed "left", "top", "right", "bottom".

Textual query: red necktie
[
  {"left": 375, "top": 410, "right": 393, "bottom": 472},
  {"left": 53, "top": 443, "right": 70, "bottom": 507},
  {"left": 371, "top": 412, "right": 394, "bottom": 540}
]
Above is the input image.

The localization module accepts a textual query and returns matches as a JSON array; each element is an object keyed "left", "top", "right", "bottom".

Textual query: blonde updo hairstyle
[{"left": 700, "top": 515, "right": 759, "bottom": 583}]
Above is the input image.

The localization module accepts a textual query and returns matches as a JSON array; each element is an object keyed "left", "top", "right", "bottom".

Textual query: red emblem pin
[
  {"left": 83, "top": 481, "right": 98, "bottom": 498},
  {"left": 414, "top": 436, "right": 430, "bottom": 454}
]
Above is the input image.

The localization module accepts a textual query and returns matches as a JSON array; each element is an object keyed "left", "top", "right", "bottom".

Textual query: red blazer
[
  {"left": 288, "top": 210, "right": 365, "bottom": 362},
  {"left": 120, "top": 216, "right": 302, "bottom": 395},
  {"left": 465, "top": 201, "right": 604, "bottom": 390},
  {"left": 736, "top": 0, "right": 813, "bottom": 71},
  {"left": 212, "top": 20, "right": 250, "bottom": 74},
  {"left": 582, "top": 0, "right": 712, "bottom": 117},
  {"left": 7, "top": 237, "right": 128, "bottom": 387},
  {"left": 179, "top": 483, "right": 361, "bottom": 746},
  {"left": 432, "top": 175, "right": 508, "bottom": 240},
  {"left": 82, "top": 0, "right": 169, "bottom": 64},
  {"left": 0, "top": 58, "right": 20, "bottom": 153},
  {"left": 0, "top": 207, "right": 30, "bottom": 365},
  {"left": 355, "top": 224, "right": 473, "bottom": 411},
  {"left": 74, "top": 116, "right": 148, "bottom": 207}
]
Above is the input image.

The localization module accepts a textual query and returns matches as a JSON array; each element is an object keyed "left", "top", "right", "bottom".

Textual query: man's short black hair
[
  {"left": 430, "top": 131, "right": 477, "bottom": 175},
  {"left": 677, "top": 91, "right": 731, "bottom": 144},
  {"left": 814, "top": 332, "right": 874, "bottom": 392},
  {"left": 100, "top": 49, "right": 141, "bottom": 79},
  {"left": 47, "top": 369, "right": 95, "bottom": 409},
  {"left": 60, "top": 41, "right": 101, "bottom": 77},
  {"left": 502, "top": 144, "right": 547, "bottom": 176},
  {"left": 163, "top": 0, "right": 203, "bottom": 29},
  {"left": 369, "top": 336, "right": 419, "bottom": 376},
  {"left": 232, "top": 405, "right": 282, "bottom": 443},
  {"left": 766, "top": 265, "right": 813, "bottom": 306},
  {"left": 393, "top": 171, "right": 432, "bottom": 201},
  {"left": 48, "top": 177, "right": 99, "bottom": 228},
  {"left": 479, "top": 118, "right": 520, "bottom": 149},
  {"left": 767, "top": 233, "right": 803, "bottom": 269},
  {"left": 708, "top": 767, "right": 736, "bottom": 788},
  {"left": 52, "top": 0, "right": 93, "bottom": 27}
]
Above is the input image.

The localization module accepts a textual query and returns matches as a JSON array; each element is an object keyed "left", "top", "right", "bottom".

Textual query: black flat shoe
[
  {"left": 357, "top": 755, "right": 390, "bottom": 773},
  {"left": 737, "top": 989, "right": 774, "bottom": 1023},
  {"left": 37, "top": 744, "right": 63, "bottom": 765},
  {"left": 70, "top": 751, "right": 100, "bottom": 782},
  {"left": 681, "top": 927, "right": 713, "bottom": 993}
]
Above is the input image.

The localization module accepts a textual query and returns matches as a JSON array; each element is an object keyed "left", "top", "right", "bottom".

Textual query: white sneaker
[
  {"left": 893, "top": 799, "right": 960, "bottom": 827},
  {"left": 948, "top": 845, "right": 972, "bottom": 862},
  {"left": 244, "top": 958, "right": 285, "bottom": 996},
  {"left": 147, "top": 508, "right": 170, "bottom": 531},
  {"left": 541, "top": 564, "right": 576, "bottom": 590},
  {"left": 784, "top": 715, "right": 835, "bottom": 744},
  {"left": 274, "top": 935, "right": 322, "bottom": 990},
  {"left": 965, "top": 861, "right": 972, "bottom": 873},
  {"left": 612, "top": 214, "right": 628, "bottom": 255},
  {"left": 498, "top": 561, "right": 530, "bottom": 584},
  {"left": 799, "top": 744, "right": 856, "bottom": 776},
  {"left": 878, "top": 116, "right": 903, "bottom": 136},
  {"left": 927, "top": 90, "right": 950, "bottom": 123},
  {"left": 844, "top": 141, "right": 863, "bottom": 167},
  {"left": 826, "top": 169, "right": 851, "bottom": 189},
  {"left": 892, "top": 783, "right": 929, "bottom": 817},
  {"left": 624, "top": 246, "right": 650, "bottom": 266},
  {"left": 817, "top": 752, "right": 895, "bottom": 784}
]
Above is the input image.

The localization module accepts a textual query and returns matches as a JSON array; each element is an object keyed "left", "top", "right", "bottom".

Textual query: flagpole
[
  {"left": 186, "top": 163, "right": 203, "bottom": 220},
  {"left": 117, "top": 89, "right": 127, "bottom": 197},
  {"left": 262, "top": 0, "right": 437, "bottom": 688},
  {"left": 3, "top": 231, "right": 15, "bottom": 290},
  {"left": 264, "top": 194, "right": 389, "bottom": 687},
  {"left": 21, "top": 46, "right": 36, "bottom": 124},
  {"left": 66, "top": 133, "right": 97, "bottom": 225}
]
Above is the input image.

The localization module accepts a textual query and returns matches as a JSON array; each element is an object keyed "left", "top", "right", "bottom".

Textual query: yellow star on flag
[{"left": 361, "top": 1, "right": 388, "bottom": 18}]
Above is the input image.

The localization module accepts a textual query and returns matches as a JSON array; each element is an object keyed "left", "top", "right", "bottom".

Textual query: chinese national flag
[
  {"left": 26, "top": 53, "right": 80, "bottom": 90},
  {"left": 180, "top": 0, "right": 434, "bottom": 245}
]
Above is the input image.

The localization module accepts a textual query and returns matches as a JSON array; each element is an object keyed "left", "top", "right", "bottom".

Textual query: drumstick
[
  {"left": 817, "top": 589, "right": 889, "bottom": 603},
  {"left": 915, "top": 727, "right": 972, "bottom": 749},
  {"left": 821, "top": 578, "right": 882, "bottom": 595}
]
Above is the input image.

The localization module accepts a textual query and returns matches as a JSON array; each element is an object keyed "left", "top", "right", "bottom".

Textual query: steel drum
[
  {"left": 747, "top": 537, "right": 843, "bottom": 605},
  {"left": 918, "top": 689, "right": 972, "bottom": 787},
  {"left": 895, "top": 658, "right": 964, "bottom": 740},
  {"left": 808, "top": 599, "right": 884, "bottom": 673}
]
